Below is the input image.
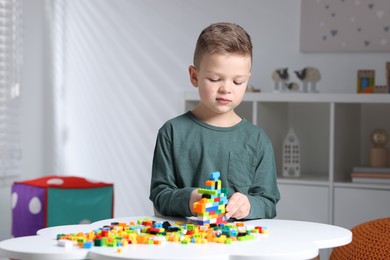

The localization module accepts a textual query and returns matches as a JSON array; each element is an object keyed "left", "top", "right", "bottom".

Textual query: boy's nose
[{"left": 219, "top": 82, "right": 232, "bottom": 93}]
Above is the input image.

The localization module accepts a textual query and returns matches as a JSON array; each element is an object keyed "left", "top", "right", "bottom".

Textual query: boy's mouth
[{"left": 216, "top": 97, "right": 231, "bottom": 103}]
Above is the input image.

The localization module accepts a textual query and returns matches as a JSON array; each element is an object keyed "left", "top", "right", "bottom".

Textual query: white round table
[
  {"left": 37, "top": 224, "right": 92, "bottom": 238},
  {"left": 0, "top": 216, "right": 352, "bottom": 260},
  {"left": 0, "top": 235, "right": 88, "bottom": 260}
]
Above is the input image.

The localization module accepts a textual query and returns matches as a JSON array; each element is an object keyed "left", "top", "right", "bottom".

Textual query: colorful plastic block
[
  {"left": 55, "top": 218, "right": 265, "bottom": 249},
  {"left": 193, "top": 172, "right": 228, "bottom": 225}
]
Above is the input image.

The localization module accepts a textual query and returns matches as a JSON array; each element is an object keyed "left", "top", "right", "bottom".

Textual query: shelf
[
  {"left": 184, "top": 90, "right": 390, "bottom": 228},
  {"left": 242, "top": 92, "right": 390, "bottom": 103},
  {"left": 334, "top": 182, "right": 390, "bottom": 190},
  {"left": 278, "top": 177, "right": 330, "bottom": 187},
  {"left": 185, "top": 91, "right": 390, "bottom": 186},
  {"left": 184, "top": 91, "right": 390, "bottom": 103}
]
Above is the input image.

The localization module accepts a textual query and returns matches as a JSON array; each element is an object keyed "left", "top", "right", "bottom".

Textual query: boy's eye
[
  {"left": 208, "top": 78, "right": 220, "bottom": 82},
  {"left": 234, "top": 82, "right": 244, "bottom": 85}
]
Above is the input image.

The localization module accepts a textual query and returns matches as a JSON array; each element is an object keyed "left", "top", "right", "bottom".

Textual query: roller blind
[{"left": 0, "top": 0, "right": 22, "bottom": 178}]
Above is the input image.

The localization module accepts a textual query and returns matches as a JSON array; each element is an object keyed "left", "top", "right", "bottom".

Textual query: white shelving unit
[{"left": 184, "top": 91, "right": 390, "bottom": 229}]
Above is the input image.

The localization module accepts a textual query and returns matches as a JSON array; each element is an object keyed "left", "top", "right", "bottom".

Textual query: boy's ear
[{"left": 189, "top": 65, "right": 198, "bottom": 88}]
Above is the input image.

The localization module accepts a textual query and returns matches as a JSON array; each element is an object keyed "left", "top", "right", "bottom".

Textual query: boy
[{"left": 149, "top": 22, "right": 280, "bottom": 220}]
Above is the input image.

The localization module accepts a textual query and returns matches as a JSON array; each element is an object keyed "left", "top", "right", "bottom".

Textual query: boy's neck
[{"left": 191, "top": 107, "right": 242, "bottom": 127}]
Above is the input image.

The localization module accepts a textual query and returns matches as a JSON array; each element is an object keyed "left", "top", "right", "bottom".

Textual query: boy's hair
[{"left": 193, "top": 22, "right": 253, "bottom": 68}]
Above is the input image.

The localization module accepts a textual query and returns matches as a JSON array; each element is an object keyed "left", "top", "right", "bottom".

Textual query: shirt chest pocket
[{"left": 227, "top": 152, "right": 256, "bottom": 188}]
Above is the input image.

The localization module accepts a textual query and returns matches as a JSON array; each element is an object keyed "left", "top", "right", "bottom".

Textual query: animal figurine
[
  {"left": 272, "top": 68, "right": 289, "bottom": 92},
  {"left": 286, "top": 82, "right": 299, "bottom": 92},
  {"left": 294, "top": 67, "right": 321, "bottom": 93}
]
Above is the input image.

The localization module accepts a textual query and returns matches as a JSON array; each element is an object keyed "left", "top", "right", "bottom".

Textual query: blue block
[{"left": 209, "top": 172, "right": 220, "bottom": 181}]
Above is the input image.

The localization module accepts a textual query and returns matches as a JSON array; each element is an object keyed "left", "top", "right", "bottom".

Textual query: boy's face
[{"left": 189, "top": 53, "right": 251, "bottom": 117}]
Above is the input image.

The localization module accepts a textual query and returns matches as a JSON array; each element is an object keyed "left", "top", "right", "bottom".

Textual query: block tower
[{"left": 192, "top": 171, "right": 228, "bottom": 225}]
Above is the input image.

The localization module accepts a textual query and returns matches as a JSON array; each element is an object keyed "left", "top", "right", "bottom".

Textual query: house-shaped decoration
[{"left": 283, "top": 128, "right": 301, "bottom": 178}]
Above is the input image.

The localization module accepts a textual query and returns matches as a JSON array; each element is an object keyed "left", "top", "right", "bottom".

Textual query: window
[{"left": 0, "top": 0, "right": 22, "bottom": 178}]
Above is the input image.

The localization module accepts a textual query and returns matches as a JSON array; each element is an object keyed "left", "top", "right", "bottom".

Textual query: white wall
[
  {"left": 54, "top": 0, "right": 390, "bottom": 218},
  {"left": 0, "top": 0, "right": 388, "bottom": 240}
]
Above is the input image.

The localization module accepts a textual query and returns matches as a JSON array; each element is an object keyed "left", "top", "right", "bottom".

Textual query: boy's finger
[
  {"left": 226, "top": 193, "right": 241, "bottom": 210},
  {"left": 225, "top": 196, "right": 241, "bottom": 218}
]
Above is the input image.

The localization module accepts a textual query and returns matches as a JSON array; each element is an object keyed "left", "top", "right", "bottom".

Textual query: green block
[
  {"left": 94, "top": 238, "right": 102, "bottom": 247},
  {"left": 186, "top": 224, "right": 195, "bottom": 231},
  {"left": 198, "top": 188, "right": 217, "bottom": 196},
  {"left": 237, "top": 235, "right": 255, "bottom": 241}
]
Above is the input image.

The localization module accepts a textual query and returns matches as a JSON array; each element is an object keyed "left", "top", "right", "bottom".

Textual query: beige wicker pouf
[{"left": 330, "top": 217, "right": 390, "bottom": 260}]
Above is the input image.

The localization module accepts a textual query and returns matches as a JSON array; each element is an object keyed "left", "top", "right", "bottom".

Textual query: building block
[
  {"left": 56, "top": 218, "right": 266, "bottom": 249},
  {"left": 11, "top": 175, "right": 113, "bottom": 237},
  {"left": 193, "top": 172, "right": 228, "bottom": 225}
]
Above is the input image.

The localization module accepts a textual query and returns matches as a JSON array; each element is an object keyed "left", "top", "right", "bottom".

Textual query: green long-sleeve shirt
[{"left": 149, "top": 111, "right": 280, "bottom": 219}]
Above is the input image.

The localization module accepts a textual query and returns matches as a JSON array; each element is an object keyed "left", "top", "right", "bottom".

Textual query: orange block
[
  {"left": 137, "top": 235, "right": 149, "bottom": 244},
  {"left": 193, "top": 198, "right": 207, "bottom": 213},
  {"left": 205, "top": 180, "right": 215, "bottom": 188},
  {"left": 193, "top": 202, "right": 204, "bottom": 213},
  {"left": 207, "top": 233, "right": 215, "bottom": 242}
]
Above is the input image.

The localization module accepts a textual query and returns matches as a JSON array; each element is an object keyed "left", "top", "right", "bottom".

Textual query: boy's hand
[
  {"left": 189, "top": 189, "right": 202, "bottom": 215},
  {"left": 225, "top": 192, "right": 250, "bottom": 220}
]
